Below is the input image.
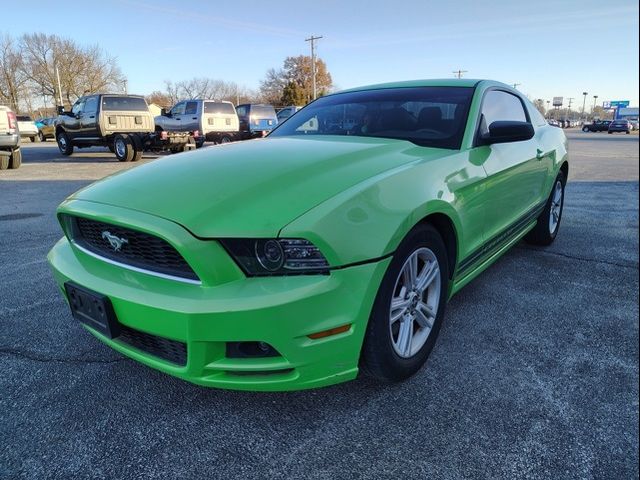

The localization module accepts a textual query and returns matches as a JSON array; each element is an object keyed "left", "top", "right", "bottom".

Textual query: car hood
[{"left": 72, "top": 136, "right": 448, "bottom": 237}]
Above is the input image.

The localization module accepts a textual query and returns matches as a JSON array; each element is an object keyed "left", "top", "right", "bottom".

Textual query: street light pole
[
  {"left": 581, "top": 91, "right": 588, "bottom": 120},
  {"left": 305, "top": 35, "right": 323, "bottom": 100},
  {"left": 592, "top": 95, "right": 598, "bottom": 116}
]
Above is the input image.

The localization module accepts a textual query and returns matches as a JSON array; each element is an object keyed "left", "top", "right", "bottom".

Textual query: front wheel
[
  {"left": 582, "top": 127, "right": 589, "bottom": 132},
  {"left": 57, "top": 132, "right": 73, "bottom": 156},
  {"left": 38, "top": 131, "right": 45, "bottom": 142},
  {"left": 361, "top": 223, "right": 448, "bottom": 382},
  {"left": 525, "top": 171, "right": 565, "bottom": 246}
]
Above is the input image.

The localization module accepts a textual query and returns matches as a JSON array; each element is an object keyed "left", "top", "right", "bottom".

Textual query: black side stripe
[{"left": 457, "top": 201, "right": 546, "bottom": 278}]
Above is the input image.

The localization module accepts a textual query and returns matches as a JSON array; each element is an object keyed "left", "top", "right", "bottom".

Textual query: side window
[
  {"left": 480, "top": 90, "right": 527, "bottom": 132},
  {"left": 171, "top": 102, "right": 185, "bottom": 116},
  {"left": 83, "top": 96, "right": 98, "bottom": 115},
  {"left": 236, "top": 106, "right": 247, "bottom": 117},
  {"left": 527, "top": 102, "right": 547, "bottom": 127},
  {"left": 185, "top": 101, "right": 198, "bottom": 115},
  {"left": 71, "top": 99, "right": 85, "bottom": 116}
]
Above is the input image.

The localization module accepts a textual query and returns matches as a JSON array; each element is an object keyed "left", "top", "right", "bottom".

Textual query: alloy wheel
[
  {"left": 548, "top": 180, "right": 563, "bottom": 234},
  {"left": 389, "top": 247, "right": 441, "bottom": 358}
]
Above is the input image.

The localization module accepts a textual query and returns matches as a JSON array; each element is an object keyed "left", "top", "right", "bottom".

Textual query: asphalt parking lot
[{"left": 1, "top": 131, "right": 638, "bottom": 479}]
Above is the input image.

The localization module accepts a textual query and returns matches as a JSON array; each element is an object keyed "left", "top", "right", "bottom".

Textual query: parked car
[
  {"left": 155, "top": 99, "right": 239, "bottom": 147},
  {"left": 0, "top": 105, "right": 22, "bottom": 169},
  {"left": 629, "top": 120, "right": 638, "bottom": 131},
  {"left": 582, "top": 120, "right": 611, "bottom": 132},
  {"left": 236, "top": 104, "right": 278, "bottom": 138},
  {"left": 48, "top": 79, "right": 569, "bottom": 391},
  {"left": 37, "top": 117, "right": 56, "bottom": 141},
  {"left": 608, "top": 119, "right": 631, "bottom": 134},
  {"left": 276, "top": 105, "right": 303, "bottom": 123},
  {"left": 55, "top": 94, "right": 195, "bottom": 162},
  {"left": 16, "top": 115, "right": 39, "bottom": 142}
]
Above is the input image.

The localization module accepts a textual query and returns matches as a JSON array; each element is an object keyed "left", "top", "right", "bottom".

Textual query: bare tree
[
  {"left": 0, "top": 34, "right": 29, "bottom": 111},
  {"left": 162, "top": 78, "right": 257, "bottom": 105},
  {"left": 20, "top": 33, "right": 125, "bottom": 107}
]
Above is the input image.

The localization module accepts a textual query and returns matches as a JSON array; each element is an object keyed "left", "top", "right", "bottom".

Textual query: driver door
[
  {"left": 66, "top": 98, "right": 84, "bottom": 140},
  {"left": 474, "top": 89, "right": 550, "bottom": 243}
]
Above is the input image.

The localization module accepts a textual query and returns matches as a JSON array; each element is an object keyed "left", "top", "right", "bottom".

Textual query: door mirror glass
[{"left": 479, "top": 121, "right": 534, "bottom": 145}]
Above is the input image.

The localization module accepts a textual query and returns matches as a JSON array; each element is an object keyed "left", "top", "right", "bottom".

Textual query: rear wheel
[
  {"left": 57, "top": 132, "right": 73, "bottom": 156},
  {"left": 525, "top": 171, "right": 565, "bottom": 246},
  {"left": 361, "top": 223, "right": 448, "bottom": 382},
  {"left": 0, "top": 153, "right": 8, "bottom": 170},
  {"left": 9, "top": 148, "right": 21, "bottom": 169},
  {"left": 130, "top": 135, "right": 143, "bottom": 162},
  {"left": 219, "top": 135, "right": 232, "bottom": 144},
  {"left": 113, "top": 134, "right": 135, "bottom": 162},
  {"left": 38, "top": 131, "right": 45, "bottom": 142}
]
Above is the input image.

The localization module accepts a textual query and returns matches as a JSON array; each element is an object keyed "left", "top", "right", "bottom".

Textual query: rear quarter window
[
  {"left": 102, "top": 97, "right": 149, "bottom": 111},
  {"left": 17, "top": 116, "right": 33, "bottom": 121}
]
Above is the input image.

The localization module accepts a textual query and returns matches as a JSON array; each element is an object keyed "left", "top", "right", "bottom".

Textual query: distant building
[
  {"left": 147, "top": 103, "right": 163, "bottom": 117},
  {"left": 616, "top": 107, "right": 638, "bottom": 121}
]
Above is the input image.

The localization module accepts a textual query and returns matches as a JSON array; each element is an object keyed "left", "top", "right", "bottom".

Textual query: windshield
[{"left": 269, "top": 86, "right": 475, "bottom": 149}]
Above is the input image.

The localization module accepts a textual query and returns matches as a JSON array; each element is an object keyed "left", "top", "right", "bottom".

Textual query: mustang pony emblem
[{"left": 101, "top": 231, "right": 128, "bottom": 251}]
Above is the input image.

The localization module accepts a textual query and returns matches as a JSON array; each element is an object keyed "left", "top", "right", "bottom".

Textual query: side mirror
[
  {"left": 479, "top": 121, "right": 534, "bottom": 145},
  {"left": 57, "top": 105, "right": 65, "bottom": 115},
  {"left": 161, "top": 108, "right": 170, "bottom": 117}
]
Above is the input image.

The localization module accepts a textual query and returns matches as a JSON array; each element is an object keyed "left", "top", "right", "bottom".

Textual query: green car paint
[{"left": 48, "top": 79, "right": 568, "bottom": 391}]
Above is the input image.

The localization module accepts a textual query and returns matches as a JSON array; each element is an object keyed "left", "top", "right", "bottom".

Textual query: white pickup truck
[{"left": 0, "top": 105, "right": 22, "bottom": 170}]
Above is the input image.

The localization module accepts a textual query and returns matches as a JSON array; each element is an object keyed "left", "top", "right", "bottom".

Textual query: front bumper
[{"left": 47, "top": 206, "right": 389, "bottom": 391}]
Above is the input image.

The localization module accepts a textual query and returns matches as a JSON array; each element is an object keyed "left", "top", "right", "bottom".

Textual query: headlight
[{"left": 220, "top": 238, "right": 330, "bottom": 276}]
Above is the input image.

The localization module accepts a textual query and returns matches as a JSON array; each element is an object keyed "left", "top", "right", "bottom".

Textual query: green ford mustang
[{"left": 48, "top": 79, "right": 568, "bottom": 391}]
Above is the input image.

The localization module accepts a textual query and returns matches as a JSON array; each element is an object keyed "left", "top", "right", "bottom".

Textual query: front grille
[
  {"left": 70, "top": 216, "right": 199, "bottom": 282},
  {"left": 118, "top": 324, "right": 187, "bottom": 366}
]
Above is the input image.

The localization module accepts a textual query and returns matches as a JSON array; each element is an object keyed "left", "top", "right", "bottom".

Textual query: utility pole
[
  {"left": 55, "top": 65, "right": 63, "bottom": 107},
  {"left": 305, "top": 35, "right": 323, "bottom": 100},
  {"left": 592, "top": 95, "right": 598, "bottom": 115},
  {"left": 566, "top": 97, "right": 574, "bottom": 120},
  {"left": 452, "top": 69, "right": 467, "bottom": 79},
  {"left": 581, "top": 91, "right": 588, "bottom": 120}
]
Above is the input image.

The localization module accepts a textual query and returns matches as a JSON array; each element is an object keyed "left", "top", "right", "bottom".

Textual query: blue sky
[{"left": 5, "top": 0, "right": 639, "bottom": 107}]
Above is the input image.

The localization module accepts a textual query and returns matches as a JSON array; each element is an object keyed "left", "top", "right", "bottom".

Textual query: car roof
[{"left": 336, "top": 78, "right": 507, "bottom": 94}]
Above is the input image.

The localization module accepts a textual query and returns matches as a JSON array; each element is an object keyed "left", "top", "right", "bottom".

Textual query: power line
[
  {"left": 452, "top": 69, "right": 467, "bottom": 79},
  {"left": 511, "top": 83, "right": 521, "bottom": 89},
  {"left": 305, "top": 35, "right": 323, "bottom": 100}
]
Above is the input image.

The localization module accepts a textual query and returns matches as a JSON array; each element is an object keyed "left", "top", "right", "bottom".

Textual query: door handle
[
  {"left": 192, "top": 117, "right": 197, "bottom": 120},
  {"left": 89, "top": 115, "right": 95, "bottom": 119},
  {"left": 536, "top": 148, "right": 554, "bottom": 160},
  {"left": 175, "top": 117, "right": 181, "bottom": 120}
]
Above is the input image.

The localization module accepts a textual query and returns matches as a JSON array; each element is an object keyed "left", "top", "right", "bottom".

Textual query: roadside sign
[
  {"left": 552, "top": 96, "right": 563, "bottom": 107},
  {"left": 604, "top": 100, "right": 630, "bottom": 109}
]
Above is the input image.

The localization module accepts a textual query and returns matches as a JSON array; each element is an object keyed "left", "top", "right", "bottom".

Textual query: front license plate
[{"left": 64, "top": 283, "right": 120, "bottom": 339}]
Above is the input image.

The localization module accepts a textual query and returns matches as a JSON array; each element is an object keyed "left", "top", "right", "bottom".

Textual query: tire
[
  {"left": 0, "top": 154, "right": 8, "bottom": 170},
  {"left": 38, "top": 132, "right": 45, "bottom": 142},
  {"left": 113, "top": 134, "right": 135, "bottom": 162},
  {"left": 219, "top": 135, "right": 232, "bottom": 144},
  {"left": 525, "top": 171, "right": 566, "bottom": 246},
  {"left": 130, "top": 135, "right": 143, "bottom": 162},
  {"left": 56, "top": 131, "right": 74, "bottom": 156},
  {"left": 361, "top": 223, "right": 449, "bottom": 382},
  {"left": 195, "top": 137, "right": 205, "bottom": 148},
  {"left": 608, "top": 131, "right": 612, "bottom": 134},
  {"left": 9, "top": 148, "right": 21, "bottom": 169},
  {"left": 31, "top": 135, "right": 38, "bottom": 143},
  {"left": 582, "top": 127, "right": 589, "bottom": 132}
]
